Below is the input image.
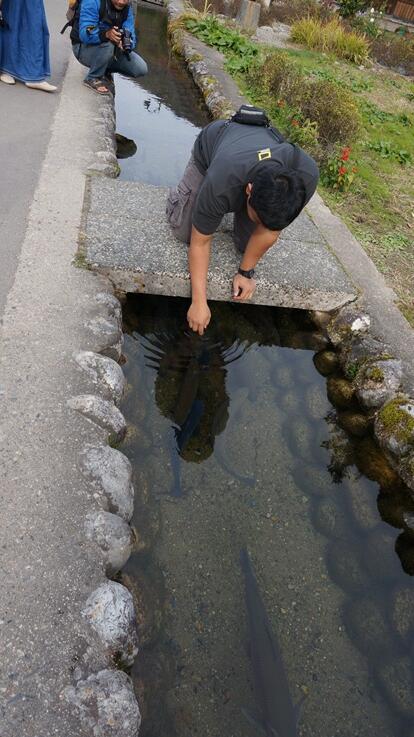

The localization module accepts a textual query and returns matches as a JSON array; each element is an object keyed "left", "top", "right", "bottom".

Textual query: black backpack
[{"left": 61, "top": 0, "right": 129, "bottom": 45}]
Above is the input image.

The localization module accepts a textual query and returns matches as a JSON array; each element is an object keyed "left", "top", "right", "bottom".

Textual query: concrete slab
[{"left": 84, "top": 178, "right": 356, "bottom": 311}]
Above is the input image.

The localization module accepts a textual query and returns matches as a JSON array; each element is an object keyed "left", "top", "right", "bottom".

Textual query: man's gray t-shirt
[{"left": 191, "top": 119, "right": 319, "bottom": 235}]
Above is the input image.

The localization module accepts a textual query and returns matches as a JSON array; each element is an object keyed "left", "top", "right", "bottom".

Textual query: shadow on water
[
  {"left": 114, "top": 2, "right": 209, "bottom": 185},
  {"left": 118, "top": 294, "right": 414, "bottom": 737}
]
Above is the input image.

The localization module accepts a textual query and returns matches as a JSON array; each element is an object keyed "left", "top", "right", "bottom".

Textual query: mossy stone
[
  {"left": 354, "top": 437, "right": 400, "bottom": 490},
  {"left": 375, "top": 397, "right": 414, "bottom": 458},
  {"left": 313, "top": 350, "right": 339, "bottom": 377},
  {"left": 337, "top": 410, "right": 371, "bottom": 438},
  {"left": 327, "top": 376, "right": 356, "bottom": 410}
]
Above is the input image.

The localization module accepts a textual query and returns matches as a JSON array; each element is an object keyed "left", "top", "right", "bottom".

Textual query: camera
[{"left": 119, "top": 28, "right": 132, "bottom": 60}]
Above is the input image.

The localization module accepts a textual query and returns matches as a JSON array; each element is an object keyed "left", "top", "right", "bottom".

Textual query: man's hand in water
[
  {"left": 232, "top": 273, "right": 256, "bottom": 302},
  {"left": 187, "top": 300, "right": 211, "bottom": 336}
]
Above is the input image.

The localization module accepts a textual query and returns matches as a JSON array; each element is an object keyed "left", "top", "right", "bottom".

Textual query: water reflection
[
  {"left": 120, "top": 294, "right": 414, "bottom": 737},
  {"left": 114, "top": 3, "right": 209, "bottom": 184}
]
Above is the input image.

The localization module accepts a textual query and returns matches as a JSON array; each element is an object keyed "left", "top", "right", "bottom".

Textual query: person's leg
[
  {"left": 166, "top": 155, "right": 205, "bottom": 244},
  {"left": 107, "top": 49, "right": 148, "bottom": 79},
  {"left": 76, "top": 42, "right": 114, "bottom": 81},
  {"left": 233, "top": 205, "right": 256, "bottom": 253}
]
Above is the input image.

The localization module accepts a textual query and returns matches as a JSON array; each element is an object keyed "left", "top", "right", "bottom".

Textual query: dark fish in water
[
  {"left": 240, "top": 548, "right": 302, "bottom": 737},
  {"left": 175, "top": 398, "right": 204, "bottom": 454}
]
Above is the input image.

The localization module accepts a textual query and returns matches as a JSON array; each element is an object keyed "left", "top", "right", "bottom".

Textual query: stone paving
[{"left": 84, "top": 177, "right": 356, "bottom": 311}]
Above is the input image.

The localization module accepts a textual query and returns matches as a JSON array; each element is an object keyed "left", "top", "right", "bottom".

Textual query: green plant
[
  {"left": 290, "top": 17, "right": 370, "bottom": 64},
  {"left": 366, "top": 140, "right": 412, "bottom": 164},
  {"left": 321, "top": 146, "right": 358, "bottom": 191},
  {"left": 185, "top": 15, "right": 258, "bottom": 71},
  {"left": 337, "top": 0, "right": 369, "bottom": 18}
]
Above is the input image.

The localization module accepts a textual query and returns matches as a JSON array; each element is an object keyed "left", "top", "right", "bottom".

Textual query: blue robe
[{"left": 0, "top": 0, "right": 50, "bottom": 82}]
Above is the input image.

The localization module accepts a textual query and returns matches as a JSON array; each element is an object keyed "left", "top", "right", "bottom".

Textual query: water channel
[{"left": 114, "top": 5, "right": 414, "bottom": 736}]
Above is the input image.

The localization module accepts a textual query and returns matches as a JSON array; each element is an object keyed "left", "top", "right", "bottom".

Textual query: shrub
[
  {"left": 371, "top": 33, "right": 414, "bottom": 75},
  {"left": 246, "top": 51, "right": 361, "bottom": 163},
  {"left": 290, "top": 17, "right": 370, "bottom": 63},
  {"left": 337, "top": 0, "right": 369, "bottom": 17}
]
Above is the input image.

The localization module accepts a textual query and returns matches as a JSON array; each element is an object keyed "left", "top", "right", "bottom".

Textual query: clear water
[
  {"left": 113, "top": 6, "right": 414, "bottom": 736},
  {"left": 118, "top": 294, "right": 414, "bottom": 737},
  {"left": 114, "top": 3, "right": 209, "bottom": 185}
]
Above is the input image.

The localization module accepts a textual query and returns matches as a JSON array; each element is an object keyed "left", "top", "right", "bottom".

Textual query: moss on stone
[
  {"left": 379, "top": 398, "right": 414, "bottom": 445},
  {"left": 367, "top": 366, "right": 384, "bottom": 383},
  {"left": 346, "top": 362, "right": 359, "bottom": 380}
]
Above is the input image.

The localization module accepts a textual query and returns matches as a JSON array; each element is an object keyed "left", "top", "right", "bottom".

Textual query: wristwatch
[{"left": 238, "top": 267, "right": 255, "bottom": 279}]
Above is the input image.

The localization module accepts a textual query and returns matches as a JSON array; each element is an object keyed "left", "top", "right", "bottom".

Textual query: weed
[{"left": 366, "top": 141, "right": 412, "bottom": 165}]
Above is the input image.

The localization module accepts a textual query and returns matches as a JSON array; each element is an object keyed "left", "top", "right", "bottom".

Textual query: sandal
[{"left": 83, "top": 77, "right": 111, "bottom": 95}]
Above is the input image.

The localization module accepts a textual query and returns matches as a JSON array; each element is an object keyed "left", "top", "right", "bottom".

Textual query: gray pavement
[
  {"left": 84, "top": 178, "right": 356, "bottom": 311},
  {"left": 0, "top": 0, "right": 70, "bottom": 319},
  {"left": 0, "top": 43, "right": 134, "bottom": 737}
]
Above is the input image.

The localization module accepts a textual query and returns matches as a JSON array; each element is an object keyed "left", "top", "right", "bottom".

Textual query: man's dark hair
[{"left": 249, "top": 164, "right": 306, "bottom": 231}]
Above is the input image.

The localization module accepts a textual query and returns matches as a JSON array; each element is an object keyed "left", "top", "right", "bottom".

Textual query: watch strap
[{"left": 238, "top": 267, "right": 255, "bottom": 279}]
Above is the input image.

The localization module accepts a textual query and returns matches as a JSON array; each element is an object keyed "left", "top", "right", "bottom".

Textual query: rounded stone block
[
  {"left": 355, "top": 359, "right": 402, "bottom": 410},
  {"left": 68, "top": 394, "right": 127, "bottom": 443},
  {"left": 81, "top": 444, "right": 134, "bottom": 521},
  {"left": 83, "top": 581, "right": 139, "bottom": 667},
  {"left": 64, "top": 668, "right": 141, "bottom": 737},
  {"left": 75, "top": 350, "right": 125, "bottom": 405},
  {"left": 85, "top": 511, "right": 134, "bottom": 576}
]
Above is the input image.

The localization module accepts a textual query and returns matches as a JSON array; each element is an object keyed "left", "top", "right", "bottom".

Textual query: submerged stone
[
  {"left": 362, "top": 528, "right": 401, "bottom": 584},
  {"left": 377, "top": 657, "right": 414, "bottom": 719},
  {"left": 121, "top": 569, "right": 164, "bottom": 648},
  {"left": 83, "top": 581, "right": 139, "bottom": 667},
  {"left": 343, "top": 596, "right": 393, "bottom": 663},
  {"left": 313, "top": 350, "right": 339, "bottom": 377},
  {"left": 326, "top": 376, "right": 356, "bottom": 410},
  {"left": 395, "top": 531, "right": 414, "bottom": 575},
  {"left": 377, "top": 487, "right": 414, "bottom": 530},
  {"left": 326, "top": 539, "right": 368, "bottom": 593},
  {"left": 64, "top": 668, "right": 141, "bottom": 737},
  {"left": 391, "top": 586, "right": 414, "bottom": 643},
  {"left": 85, "top": 510, "right": 133, "bottom": 576},
  {"left": 337, "top": 410, "right": 371, "bottom": 438},
  {"left": 354, "top": 437, "right": 400, "bottom": 490},
  {"left": 312, "top": 497, "right": 349, "bottom": 539},
  {"left": 344, "top": 475, "right": 379, "bottom": 532}
]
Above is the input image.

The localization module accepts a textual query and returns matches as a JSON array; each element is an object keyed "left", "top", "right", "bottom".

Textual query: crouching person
[{"left": 70, "top": 0, "right": 148, "bottom": 95}]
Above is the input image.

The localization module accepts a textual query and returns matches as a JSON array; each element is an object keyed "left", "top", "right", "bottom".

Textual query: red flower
[
  {"left": 341, "top": 147, "right": 351, "bottom": 162},
  {"left": 338, "top": 166, "right": 347, "bottom": 176},
  {"left": 291, "top": 119, "right": 299, "bottom": 127}
]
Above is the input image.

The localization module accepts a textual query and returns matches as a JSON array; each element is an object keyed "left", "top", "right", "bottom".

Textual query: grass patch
[{"left": 290, "top": 17, "right": 370, "bottom": 64}]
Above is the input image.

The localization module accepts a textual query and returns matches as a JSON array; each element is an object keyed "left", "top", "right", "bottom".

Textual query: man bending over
[
  {"left": 70, "top": 0, "right": 147, "bottom": 95},
  {"left": 166, "top": 106, "right": 319, "bottom": 335}
]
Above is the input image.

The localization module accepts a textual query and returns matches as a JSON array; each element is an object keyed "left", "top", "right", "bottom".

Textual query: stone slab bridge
[{"left": 83, "top": 177, "right": 357, "bottom": 312}]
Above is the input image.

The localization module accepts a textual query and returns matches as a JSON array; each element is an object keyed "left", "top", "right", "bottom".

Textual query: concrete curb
[{"left": 0, "top": 56, "right": 140, "bottom": 736}]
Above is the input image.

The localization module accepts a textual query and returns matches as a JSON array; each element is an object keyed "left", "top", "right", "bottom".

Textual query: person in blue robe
[{"left": 0, "top": 0, "right": 56, "bottom": 92}]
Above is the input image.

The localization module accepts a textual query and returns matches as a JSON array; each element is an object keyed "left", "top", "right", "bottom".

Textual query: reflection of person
[
  {"left": 166, "top": 107, "right": 319, "bottom": 336},
  {"left": 70, "top": 0, "right": 147, "bottom": 95},
  {"left": 0, "top": 0, "right": 57, "bottom": 92}
]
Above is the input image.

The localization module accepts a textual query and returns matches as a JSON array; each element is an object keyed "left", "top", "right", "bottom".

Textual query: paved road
[{"left": 0, "top": 0, "right": 70, "bottom": 319}]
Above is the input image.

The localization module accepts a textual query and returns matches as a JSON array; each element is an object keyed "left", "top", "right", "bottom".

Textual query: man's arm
[
  {"left": 79, "top": 0, "right": 102, "bottom": 44},
  {"left": 187, "top": 226, "right": 213, "bottom": 336},
  {"left": 122, "top": 6, "right": 137, "bottom": 47},
  {"left": 232, "top": 226, "right": 279, "bottom": 301}
]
